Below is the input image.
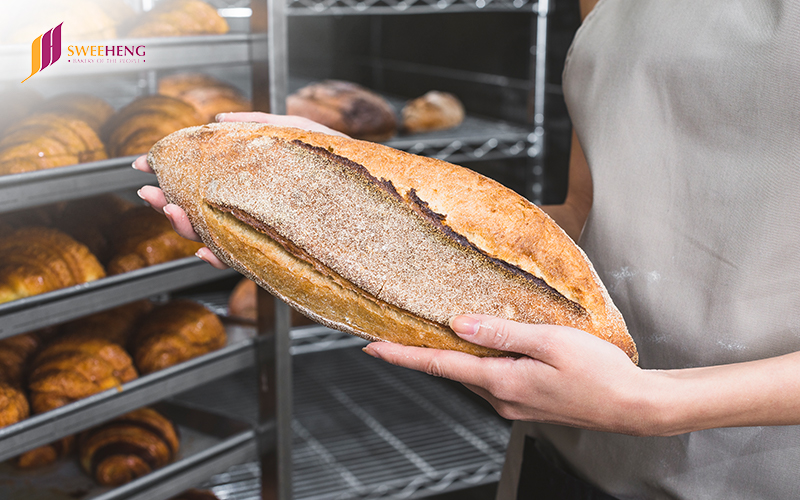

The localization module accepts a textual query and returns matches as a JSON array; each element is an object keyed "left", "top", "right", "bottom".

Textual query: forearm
[
  {"left": 641, "top": 351, "right": 800, "bottom": 436},
  {"left": 540, "top": 130, "right": 593, "bottom": 241}
]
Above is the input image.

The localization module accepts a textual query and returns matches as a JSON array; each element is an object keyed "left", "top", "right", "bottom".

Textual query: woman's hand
[
  {"left": 133, "top": 112, "right": 348, "bottom": 269},
  {"left": 363, "top": 315, "right": 653, "bottom": 435}
]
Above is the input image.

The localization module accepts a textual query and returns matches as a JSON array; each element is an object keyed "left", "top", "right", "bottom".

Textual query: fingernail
[
  {"left": 131, "top": 161, "right": 138, "bottom": 169},
  {"left": 162, "top": 205, "right": 172, "bottom": 217},
  {"left": 136, "top": 189, "right": 145, "bottom": 200},
  {"left": 449, "top": 315, "right": 480, "bottom": 336},
  {"left": 195, "top": 249, "right": 204, "bottom": 260},
  {"left": 215, "top": 113, "right": 226, "bottom": 122},
  {"left": 363, "top": 345, "right": 382, "bottom": 359}
]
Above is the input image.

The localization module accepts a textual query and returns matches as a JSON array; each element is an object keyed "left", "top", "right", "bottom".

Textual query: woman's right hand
[{"left": 133, "top": 112, "right": 348, "bottom": 269}]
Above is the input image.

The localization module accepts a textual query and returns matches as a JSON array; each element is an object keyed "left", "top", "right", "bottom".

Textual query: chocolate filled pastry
[
  {"left": 106, "top": 206, "right": 204, "bottom": 275},
  {"left": 130, "top": 300, "right": 227, "bottom": 375},
  {"left": 0, "top": 227, "right": 106, "bottom": 305},
  {"left": 78, "top": 407, "right": 180, "bottom": 486},
  {"left": 148, "top": 123, "right": 637, "bottom": 362},
  {"left": 287, "top": 80, "right": 397, "bottom": 142}
]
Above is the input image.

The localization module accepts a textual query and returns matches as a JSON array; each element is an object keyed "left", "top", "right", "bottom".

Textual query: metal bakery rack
[{"left": 0, "top": 0, "right": 558, "bottom": 497}]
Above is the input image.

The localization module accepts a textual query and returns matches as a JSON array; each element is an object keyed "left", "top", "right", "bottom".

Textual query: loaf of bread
[
  {"left": 102, "top": 95, "right": 204, "bottom": 158},
  {"left": 0, "top": 227, "right": 106, "bottom": 305},
  {"left": 287, "top": 81, "right": 397, "bottom": 142},
  {"left": 130, "top": 300, "right": 227, "bottom": 374},
  {"left": 0, "top": 113, "right": 108, "bottom": 175},
  {"left": 125, "top": 0, "right": 229, "bottom": 38},
  {"left": 401, "top": 91, "right": 465, "bottom": 134},
  {"left": 148, "top": 123, "right": 637, "bottom": 361},
  {"left": 228, "top": 278, "right": 315, "bottom": 326},
  {"left": 158, "top": 73, "right": 251, "bottom": 123},
  {"left": 78, "top": 407, "right": 179, "bottom": 486},
  {"left": 106, "top": 206, "right": 205, "bottom": 275}
]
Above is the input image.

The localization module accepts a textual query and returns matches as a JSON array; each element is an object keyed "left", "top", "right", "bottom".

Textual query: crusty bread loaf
[
  {"left": 149, "top": 123, "right": 637, "bottom": 362},
  {"left": 158, "top": 73, "right": 251, "bottom": 123},
  {"left": 401, "top": 91, "right": 465, "bottom": 134},
  {"left": 287, "top": 81, "right": 397, "bottom": 142}
]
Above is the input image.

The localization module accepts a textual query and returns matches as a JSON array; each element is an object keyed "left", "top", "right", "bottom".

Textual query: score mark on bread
[{"left": 149, "top": 123, "right": 637, "bottom": 362}]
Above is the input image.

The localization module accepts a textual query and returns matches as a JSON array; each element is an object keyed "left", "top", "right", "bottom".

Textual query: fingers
[
  {"left": 132, "top": 154, "right": 153, "bottom": 174},
  {"left": 195, "top": 247, "right": 229, "bottom": 269},
  {"left": 137, "top": 185, "right": 167, "bottom": 214},
  {"left": 363, "top": 342, "right": 515, "bottom": 389}
]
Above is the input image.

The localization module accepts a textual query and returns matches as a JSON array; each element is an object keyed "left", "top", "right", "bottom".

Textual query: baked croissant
[
  {"left": 36, "top": 93, "right": 115, "bottom": 134},
  {"left": 158, "top": 73, "right": 251, "bottom": 123},
  {"left": 130, "top": 300, "right": 227, "bottom": 375},
  {"left": 0, "top": 384, "right": 30, "bottom": 429},
  {"left": 59, "top": 300, "right": 153, "bottom": 346},
  {"left": 0, "top": 227, "right": 106, "bottom": 305},
  {"left": 78, "top": 407, "right": 180, "bottom": 486},
  {"left": 16, "top": 437, "right": 75, "bottom": 468},
  {"left": 106, "top": 206, "right": 204, "bottom": 275},
  {"left": 102, "top": 95, "right": 203, "bottom": 158},
  {"left": 28, "top": 336, "right": 138, "bottom": 414}
]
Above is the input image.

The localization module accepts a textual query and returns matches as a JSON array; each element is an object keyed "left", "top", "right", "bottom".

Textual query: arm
[
  {"left": 364, "top": 316, "right": 800, "bottom": 436},
  {"left": 539, "top": 130, "right": 593, "bottom": 241}
]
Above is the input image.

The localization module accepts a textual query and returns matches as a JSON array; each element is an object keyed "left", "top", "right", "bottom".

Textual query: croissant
[
  {"left": 53, "top": 194, "right": 137, "bottom": 264},
  {"left": 0, "top": 113, "right": 107, "bottom": 175},
  {"left": 102, "top": 95, "right": 203, "bottom": 158},
  {"left": 36, "top": 93, "right": 115, "bottom": 134},
  {"left": 59, "top": 300, "right": 153, "bottom": 346},
  {"left": 79, "top": 407, "right": 180, "bottom": 486},
  {"left": 130, "top": 300, "right": 226, "bottom": 375},
  {"left": 0, "top": 227, "right": 106, "bottom": 305},
  {"left": 158, "top": 73, "right": 251, "bottom": 123},
  {"left": 28, "top": 336, "right": 138, "bottom": 414},
  {"left": 0, "top": 384, "right": 29, "bottom": 429},
  {"left": 16, "top": 437, "right": 75, "bottom": 468},
  {"left": 106, "top": 206, "right": 204, "bottom": 275}
]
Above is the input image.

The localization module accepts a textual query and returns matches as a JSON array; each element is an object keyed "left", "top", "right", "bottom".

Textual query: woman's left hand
[{"left": 363, "top": 315, "right": 654, "bottom": 435}]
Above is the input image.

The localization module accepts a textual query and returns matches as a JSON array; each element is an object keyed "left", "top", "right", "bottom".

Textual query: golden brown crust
[
  {"left": 149, "top": 123, "right": 637, "bottom": 362},
  {"left": 130, "top": 300, "right": 227, "bottom": 374},
  {"left": 102, "top": 95, "right": 204, "bottom": 158},
  {"left": 106, "top": 206, "right": 204, "bottom": 275},
  {"left": 0, "top": 383, "right": 30, "bottom": 428},
  {"left": 401, "top": 91, "right": 465, "bottom": 134},
  {"left": 287, "top": 81, "right": 397, "bottom": 142},
  {"left": 79, "top": 407, "right": 179, "bottom": 486},
  {"left": 0, "top": 227, "right": 106, "bottom": 305}
]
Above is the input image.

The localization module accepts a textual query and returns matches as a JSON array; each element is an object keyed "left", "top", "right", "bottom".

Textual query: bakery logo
[
  {"left": 66, "top": 44, "right": 146, "bottom": 64},
  {"left": 21, "top": 23, "right": 63, "bottom": 83}
]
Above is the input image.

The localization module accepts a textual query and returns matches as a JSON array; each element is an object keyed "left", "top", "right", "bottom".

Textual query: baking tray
[
  {"left": 0, "top": 402, "right": 257, "bottom": 500},
  {"left": 0, "top": 323, "right": 255, "bottom": 463},
  {"left": 0, "top": 257, "right": 239, "bottom": 340}
]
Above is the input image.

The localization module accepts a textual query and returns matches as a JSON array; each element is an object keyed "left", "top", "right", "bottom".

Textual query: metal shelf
[
  {"left": 0, "top": 34, "right": 262, "bottom": 82},
  {"left": 175, "top": 347, "right": 511, "bottom": 500},
  {"left": 0, "top": 156, "right": 154, "bottom": 214},
  {"left": 288, "top": 0, "right": 537, "bottom": 15},
  {"left": 0, "top": 338, "right": 255, "bottom": 463},
  {"left": 0, "top": 257, "right": 239, "bottom": 340}
]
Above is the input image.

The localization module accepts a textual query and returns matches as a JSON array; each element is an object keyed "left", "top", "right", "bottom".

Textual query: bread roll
[
  {"left": 158, "top": 73, "right": 251, "bottom": 123},
  {"left": 106, "top": 206, "right": 205, "bottom": 275},
  {"left": 0, "top": 227, "right": 106, "bottom": 305},
  {"left": 130, "top": 300, "right": 227, "bottom": 374},
  {"left": 125, "top": 0, "right": 228, "bottom": 38},
  {"left": 102, "top": 95, "right": 204, "bottom": 158},
  {"left": 287, "top": 81, "right": 397, "bottom": 142},
  {"left": 149, "top": 123, "right": 637, "bottom": 362},
  {"left": 401, "top": 91, "right": 465, "bottom": 134},
  {"left": 78, "top": 407, "right": 179, "bottom": 486}
]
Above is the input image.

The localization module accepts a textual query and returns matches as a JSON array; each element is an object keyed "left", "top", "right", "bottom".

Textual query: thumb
[{"left": 449, "top": 314, "right": 561, "bottom": 361}]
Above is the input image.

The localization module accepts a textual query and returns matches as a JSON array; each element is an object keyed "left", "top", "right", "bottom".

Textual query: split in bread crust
[{"left": 149, "top": 123, "right": 637, "bottom": 362}]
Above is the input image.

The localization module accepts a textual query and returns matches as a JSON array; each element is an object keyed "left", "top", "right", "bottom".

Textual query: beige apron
[{"left": 498, "top": 0, "right": 800, "bottom": 498}]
